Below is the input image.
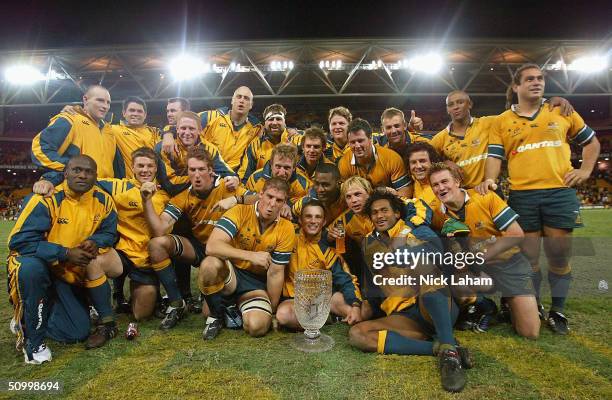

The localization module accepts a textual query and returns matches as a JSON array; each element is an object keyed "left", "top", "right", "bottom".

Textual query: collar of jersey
[
  {"left": 351, "top": 143, "right": 378, "bottom": 166},
  {"left": 446, "top": 116, "right": 475, "bottom": 137},
  {"left": 510, "top": 98, "right": 547, "bottom": 121},
  {"left": 440, "top": 189, "right": 470, "bottom": 215}
]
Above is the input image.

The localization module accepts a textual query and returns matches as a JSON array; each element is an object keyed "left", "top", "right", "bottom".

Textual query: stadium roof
[{"left": 1, "top": 37, "right": 610, "bottom": 107}]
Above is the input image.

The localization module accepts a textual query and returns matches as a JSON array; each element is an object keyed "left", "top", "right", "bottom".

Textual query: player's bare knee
[
  {"left": 148, "top": 236, "right": 171, "bottom": 261},
  {"left": 275, "top": 303, "right": 295, "bottom": 326},
  {"left": 199, "top": 256, "right": 225, "bottom": 285},
  {"left": 348, "top": 324, "right": 367, "bottom": 348},
  {"left": 515, "top": 319, "right": 540, "bottom": 340},
  {"left": 244, "top": 315, "right": 271, "bottom": 337}
]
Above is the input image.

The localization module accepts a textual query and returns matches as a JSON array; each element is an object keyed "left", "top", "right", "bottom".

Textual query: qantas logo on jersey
[
  {"left": 457, "top": 154, "right": 487, "bottom": 167},
  {"left": 515, "top": 140, "right": 562, "bottom": 153}
]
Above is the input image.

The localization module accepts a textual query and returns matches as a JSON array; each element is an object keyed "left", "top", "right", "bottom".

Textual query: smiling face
[
  {"left": 408, "top": 150, "right": 432, "bottom": 183},
  {"left": 177, "top": 116, "right": 199, "bottom": 147},
  {"left": 445, "top": 92, "right": 472, "bottom": 122},
  {"left": 344, "top": 185, "right": 370, "bottom": 214},
  {"left": 132, "top": 156, "right": 157, "bottom": 184},
  {"left": 65, "top": 157, "right": 97, "bottom": 194},
  {"left": 430, "top": 169, "right": 462, "bottom": 205},
  {"left": 303, "top": 137, "right": 324, "bottom": 165},
  {"left": 264, "top": 115, "right": 286, "bottom": 139},
  {"left": 82, "top": 87, "right": 111, "bottom": 122},
  {"left": 369, "top": 199, "right": 400, "bottom": 233},
  {"left": 123, "top": 101, "right": 146, "bottom": 126},
  {"left": 314, "top": 172, "right": 340, "bottom": 204},
  {"left": 166, "top": 101, "right": 183, "bottom": 126},
  {"left": 514, "top": 67, "right": 545, "bottom": 103},
  {"left": 348, "top": 130, "right": 373, "bottom": 161},
  {"left": 329, "top": 115, "right": 349, "bottom": 147},
  {"left": 300, "top": 204, "right": 325, "bottom": 237},
  {"left": 381, "top": 114, "right": 407, "bottom": 147}
]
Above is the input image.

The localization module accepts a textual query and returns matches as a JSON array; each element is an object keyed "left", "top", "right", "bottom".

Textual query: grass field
[{"left": 0, "top": 210, "right": 611, "bottom": 399}]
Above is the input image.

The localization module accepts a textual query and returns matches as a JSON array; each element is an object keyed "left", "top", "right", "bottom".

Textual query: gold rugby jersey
[
  {"left": 488, "top": 106, "right": 595, "bottom": 190},
  {"left": 32, "top": 109, "right": 124, "bottom": 183},
  {"left": 283, "top": 231, "right": 360, "bottom": 303},
  {"left": 237, "top": 130, "right": 299, "bottom": 182},
  {"left": 111, "top": 122, "right": 161, "bottom": 179},
  {"left": 214, "top": 203, "right": 296, "bottom": 276},
  {"left": 430, "top": 116, "right": 494, "bottom": 188},
  {"left": 8, "top": 182, "right": 117, "bottom": 285},
  {"left": 338, "top": 144, "right": 410, "bottom": 191},
  {"left": 245, "top": 162, "right": 311, "bottom": 204}
]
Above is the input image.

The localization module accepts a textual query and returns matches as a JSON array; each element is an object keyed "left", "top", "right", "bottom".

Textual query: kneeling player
[
  {"left": 276, "top": 200, "right": 362, "bottom": 329},
  {"left": 8, "top": 156, "right": 120, "bottom": 363},
  {"left": 348, "top": 191, "right": 470, "bottom": 393},
  {"left": 198, "top": 178, "right": 296, "bottom": 339},
  {"left": 430, "top": 162, "right": 540, "bottom": 339},
  {"left": 144, "top": 147, "right": 249, "bottom": 326}
]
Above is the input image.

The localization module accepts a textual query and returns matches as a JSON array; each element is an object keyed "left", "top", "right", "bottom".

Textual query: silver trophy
[{"left": 292, "top": 269, "right": 335, "bottom": 352}]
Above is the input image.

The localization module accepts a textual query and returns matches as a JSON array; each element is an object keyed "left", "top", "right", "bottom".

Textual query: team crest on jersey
[
  {"left": 475, "top": 221, "right": 484, "bottom": 230},
  {"left": 509, "top": 127, "right": 522, "bottom": 136},
  {"left": 93, "top": 214, "right": 101, "bottom": 223},
  {"left": 471, "top": 138, "right": 480, "bottom": 147}
]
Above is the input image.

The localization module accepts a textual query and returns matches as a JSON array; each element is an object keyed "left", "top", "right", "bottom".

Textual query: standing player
[
  {"left": 198, "top": 178, "right": 296, "bottom": 339},
  {"left": 296, "top": 127, "right": 334, "bottom": 180},
  {"left": 8, "top": 155, "right": 120, "bottom": 363},
  {"left": 338, "top": 118, "right": 411, "bottom": 197},
  {"left": 405, "top": 142, "right": 441, "bottom": 207},
  {"left": 478, "top": 64, "right": 600, "bottom": 334},
  {"left": 325, "top": 106, "right": 352, "bottom": 162},
  {"left": 31, "top": 85, "right": 124, "bottom": 184},
  {"left": 378, "top": 107, "right": 428, "bottom": 158},
  {"left": 276, "top": 200, "right": 362, "bottom": 329},
  {"left": 201, "top": 86, "right": 263, "bottom": 171}
]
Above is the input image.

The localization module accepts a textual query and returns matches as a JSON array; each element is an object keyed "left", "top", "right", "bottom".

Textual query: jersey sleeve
[
  {"left": 214, "top": 206, "right": 243, "bottom": 239},
  {"left": 163, "top": 191, "right": 187, "bottom": 221},
  {"left": 389, "top": 153, "right": 410, "bottom": 190},
  {"left": 567, "top": 111, "right": 596, "bottom": 146},
  {"left": 237, "top": 142, "right": 259, "bottom": 183},
  {"left": 8, "top": 194, "right": 68, "bottom": 263},
  {"left": 487, "top": 116, "right": 505, "bottom": 160},
  {"left": 488, "top": 192, "right": 519, "bottom": 231},
  {"left": 271, "top": 222, "right": 296, "bottom": 265}
]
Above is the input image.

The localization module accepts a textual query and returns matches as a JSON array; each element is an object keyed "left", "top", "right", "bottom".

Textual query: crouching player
[
  {"left": 198, "top": 178, "right": 296, "bottom": 339},
  {"left": 348, "top": 191, "right": 471, "bottom": 393},
  {"left": 8, "top": 155, "right": 120, "bottom": 364},
  {"left": 429, "top": 162, "right": 540, "bottom": 339},
  {"left": 276, "top": 200, "right": 362, "bottom": 329},
  {"left": 143, "top": 146, "right": 250, "bottom": 327}
]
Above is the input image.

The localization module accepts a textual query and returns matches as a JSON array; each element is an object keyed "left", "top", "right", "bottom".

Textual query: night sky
[{"left": 0, "top": 0, "right": 610, "bottom": 50}]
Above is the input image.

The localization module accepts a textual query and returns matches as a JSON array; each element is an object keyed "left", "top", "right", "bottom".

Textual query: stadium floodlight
[
  {"left": 407, "top": 53, "right": 443, "bottom": 74},
  {"left": 5, "top": 65, "right": 46, "bottom": 85},
  {"left": 270, "top": 60, "right": 294, "bottom": 72},
  {"left": 168, "top": 54, "right": 207, "bottom": 81},
  {"left": 319, "top": 59, "right": 343, "bottom": 71},
  {"left": 568, "top": 55, "right": 608, "bottom": 73}
]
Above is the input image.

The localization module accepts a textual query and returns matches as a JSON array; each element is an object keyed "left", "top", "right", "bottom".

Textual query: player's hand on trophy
[
  {"left": 224, "top": 176, "right": 239, "bottom": 192},
  {"left": 408, "top": 110, "right": 423, "bottom": 132},
  {"left": 33, "top": 180, "right": 55, "bottom": 197},
  {"left": 251, "top": 251, "right": 272, "bottom": 269},
  {"left": 140, "top": 181, "right": 158, "bottom": 200},
  {"left": 475, "top": 178, "right": 497, "bottom": 195}
]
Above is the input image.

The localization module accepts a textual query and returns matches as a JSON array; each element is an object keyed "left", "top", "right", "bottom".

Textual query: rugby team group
[{"left": 6, "top": 63, "right": 600, "bottom": 392}]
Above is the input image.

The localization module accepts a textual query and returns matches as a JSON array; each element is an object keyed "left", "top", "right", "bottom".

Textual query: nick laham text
[{"left": 372, "top": 274, "right": 493, "bottom": 287}]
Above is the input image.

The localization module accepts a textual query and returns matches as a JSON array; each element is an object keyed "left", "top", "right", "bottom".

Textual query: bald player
[{"left": 32, "top": 85, "right": 124, "bottom": 186}]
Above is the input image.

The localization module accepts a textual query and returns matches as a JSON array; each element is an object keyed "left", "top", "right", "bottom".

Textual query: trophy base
[{"left": 292, "top": 332, "right": 335, "bottom": 353}]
